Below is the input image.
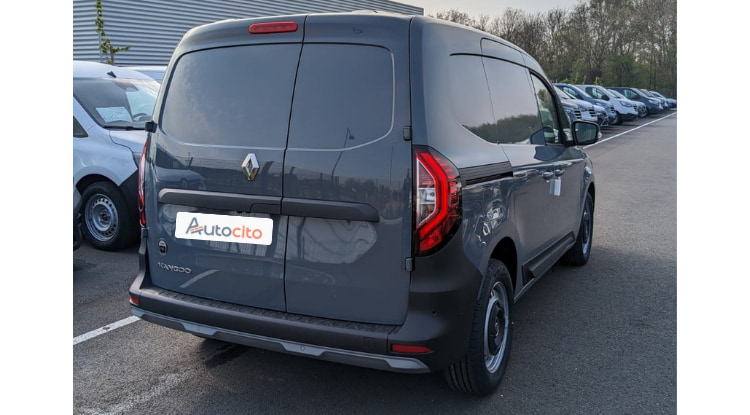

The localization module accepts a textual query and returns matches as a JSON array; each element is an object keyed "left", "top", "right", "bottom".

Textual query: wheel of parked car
[
  {"left": 80, "top": 181, "right": 138, "bottom": 251},
  {"left": 613, "top": 112, "right": 621, "bottom": 125},
  {"left": 445, "top": 259, "right": 514, "bottom": 395},
  {"left": 563, "top": 192, "right": 594, "bottom": 265}
]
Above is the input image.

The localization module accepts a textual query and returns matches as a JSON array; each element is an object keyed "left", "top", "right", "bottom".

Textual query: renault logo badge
[{"left": 241, "top": 153, "right": 259, "bottom": 181}]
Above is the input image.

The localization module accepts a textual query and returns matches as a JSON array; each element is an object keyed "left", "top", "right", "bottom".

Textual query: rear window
[
  {"left": 287, "top": 44, "right": 394, "bottom": 150},
  {"left": 160, "top": 44, "right": 300, "bottom": 147}
]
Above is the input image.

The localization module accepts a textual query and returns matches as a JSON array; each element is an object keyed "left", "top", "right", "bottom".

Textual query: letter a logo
[{"left": 186, "top": 217, "right": 204, "bottom": 235}]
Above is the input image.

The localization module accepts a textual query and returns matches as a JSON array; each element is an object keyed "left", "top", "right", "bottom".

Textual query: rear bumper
[
  {"left": 132, "top": 306, "right": 430, "bottom": 373},
  {"left": 129, "top": 232, "right": 482, "bottom": 373}
]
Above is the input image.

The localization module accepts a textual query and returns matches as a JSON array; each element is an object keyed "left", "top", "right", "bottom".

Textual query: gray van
[{"left": 129, "top": 12, "right": 599, "bottom": 395}]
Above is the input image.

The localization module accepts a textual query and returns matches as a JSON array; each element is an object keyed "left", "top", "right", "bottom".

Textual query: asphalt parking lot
[{"left": 73, "top": 112, "right": 677, "bottom": 414}]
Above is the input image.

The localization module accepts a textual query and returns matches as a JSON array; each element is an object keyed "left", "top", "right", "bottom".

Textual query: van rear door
[
  {"left": 147, "top": 17, "right": 305, "bottom": 312},
  {"left": 281, "top": 14, "right": 413, "bottom": 324}
]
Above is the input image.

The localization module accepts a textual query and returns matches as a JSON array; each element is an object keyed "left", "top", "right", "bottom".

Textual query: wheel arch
[
  {"left": 489, "top": 237, "right": 518, "bottom": 296},
  {"left": 76, "top": 172, "right": 138, "bottom": 217},
  {"left": 76, "top": 174, "right": 116, "bottom": 195},
  {"left": 587, "top": 182, "right": 596, "bottom": 212}
]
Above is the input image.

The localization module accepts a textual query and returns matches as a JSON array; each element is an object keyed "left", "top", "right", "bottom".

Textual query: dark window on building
[
  {"left": 160, "top": 44, "right": 300, "bottom": 147},
  {"left": 288, "top": 44, "right": 393, "bottom": 150},
  {"left": 447, "top": 54, "right": 497, "bottom": 142},
  {"left": 483, "top": 57, "right": 542, "bottom": 144}
]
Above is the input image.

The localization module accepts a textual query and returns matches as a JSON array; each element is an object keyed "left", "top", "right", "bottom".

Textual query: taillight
[
  {"left": 138, "top": 140, "right": 148, "bottom": 227},
  {"left": 248, "top": 21, "right": 298, "bottom": 34},
  {"left": 415, "top": 147, "right": 461, "bottom": 255}
]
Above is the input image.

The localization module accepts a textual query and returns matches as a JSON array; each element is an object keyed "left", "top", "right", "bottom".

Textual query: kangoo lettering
[{"left": 157, "top": 262, "right": 192, "bottom": 274}]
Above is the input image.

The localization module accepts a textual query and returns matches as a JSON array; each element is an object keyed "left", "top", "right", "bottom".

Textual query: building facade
[{"left": 73, "top": 0, "right": 423, "bottom": 66}]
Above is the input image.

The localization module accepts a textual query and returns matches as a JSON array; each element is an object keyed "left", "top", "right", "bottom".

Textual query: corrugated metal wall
[{"left": 73, "top": 0, "right": 423, "bottom": 66}]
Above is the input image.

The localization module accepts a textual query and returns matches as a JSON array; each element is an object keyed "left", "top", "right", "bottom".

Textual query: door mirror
[{"left": 572, "top": 120, "right": 600, "bottom": 145}]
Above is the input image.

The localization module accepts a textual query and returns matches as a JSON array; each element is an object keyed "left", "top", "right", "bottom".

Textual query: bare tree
[{"left": 432, "top": 0, "right": 676, "bottom": 96}]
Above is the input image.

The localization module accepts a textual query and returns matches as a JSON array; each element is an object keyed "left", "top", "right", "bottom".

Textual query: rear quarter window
[{"left": 447, "top": 54, "right": 497, "bottom": 143}]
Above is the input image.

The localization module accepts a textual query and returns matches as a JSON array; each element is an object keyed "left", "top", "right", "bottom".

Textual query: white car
[
  {"left": 554, "top": 86, "right": 598, "bottom": 124},
  {"left": 578, "top": 84, "right": 639, "bottom": 123},
  {"left": 73, "top": 61, "right": 160, "bottom": 250}
]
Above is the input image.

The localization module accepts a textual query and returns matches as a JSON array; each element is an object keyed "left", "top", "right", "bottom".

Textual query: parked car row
[
  {"left": 579, "top": 84, "right": 639, "bottom": 122},
  {"left": 608, "top": 86, "right": 675, "bottom": 115},
  {"left": 555, "top": 83, "right": 617, "bottom": 126},
  {"left": 555, "top": 82, "right": 676, "bottom": 127}
]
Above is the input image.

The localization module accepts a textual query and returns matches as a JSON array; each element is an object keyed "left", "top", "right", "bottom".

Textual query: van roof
[{"left": 174, "top": 12, "right": 538, "bottom": 74}]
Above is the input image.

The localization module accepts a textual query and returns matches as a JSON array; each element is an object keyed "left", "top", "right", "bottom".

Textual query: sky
[{"left": 398, "top": 0, "right": 584, "bottom": 16}]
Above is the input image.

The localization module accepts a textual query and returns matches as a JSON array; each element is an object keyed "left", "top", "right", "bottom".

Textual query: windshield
[{"left": 73, "top": 77, "right": 160, "bottom": 129}]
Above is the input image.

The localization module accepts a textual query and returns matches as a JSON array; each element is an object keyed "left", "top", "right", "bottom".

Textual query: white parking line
[
  {"left": 585, "top": 111, "right": 676, "bottom": 148},
  {"left": 73, "top": 315, "right": 140, "bottom": 345}
]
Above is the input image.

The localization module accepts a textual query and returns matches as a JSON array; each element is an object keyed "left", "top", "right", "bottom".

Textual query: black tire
[
  {"left": 613, "top": 111, "right": 621, "bottom": 125},
  {"left": 444, "top": 259, "right": 513, "bottom": 395},
  {"left": 563, "top": 192, "right": 594, "bottom": 266},
  {"left": 80, "top": 181, "right": 138, "bottom": 251}
]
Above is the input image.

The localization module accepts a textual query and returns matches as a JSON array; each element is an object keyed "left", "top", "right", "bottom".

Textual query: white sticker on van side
[{"left": 175, "top": 212, "right": 273, "bottom": 245}]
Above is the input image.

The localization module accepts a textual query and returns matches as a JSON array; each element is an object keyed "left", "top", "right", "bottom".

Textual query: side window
[
  {"left": 589, "top": 87, "right": 603, "bottom": 100},
  {"left": 73, "top": 116, "right": 87, "bottom": 138},
  {"left": 288, "top": 44, "right": 393, "bottom": 149},
  {"left": 483, "top": 57, "right": 542, "bottom": 144},
  {"left": 530, "top": 75, "right": 563, "bottom": 145},
  {"left": 624, "top": 89, "right": 636, "bottom": 99},
  {"left": 447, "top": 54, "right": 497, "bottom": 143},
  {"left": 563, "top": 86, "right": 578, "bottom": 99}
]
